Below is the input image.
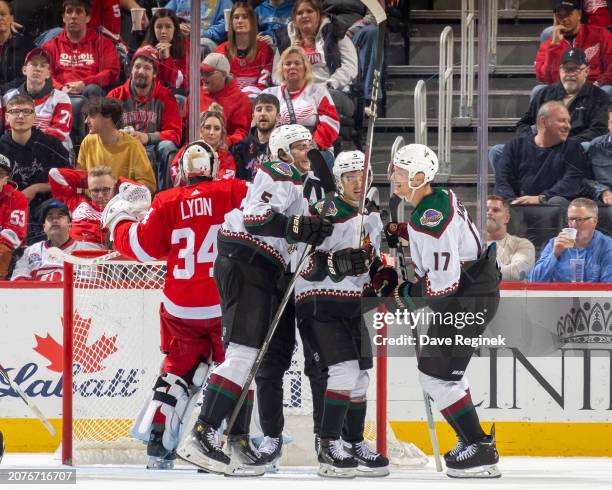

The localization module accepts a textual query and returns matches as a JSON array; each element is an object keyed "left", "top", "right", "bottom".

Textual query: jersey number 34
[{"left": 171, "top": 225, "right": 220, "bottom": 280}]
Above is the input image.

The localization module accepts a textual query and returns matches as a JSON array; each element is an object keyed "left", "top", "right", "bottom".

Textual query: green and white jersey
[{"left": 407, "top": 187, "right": 482, "bottom": 297}]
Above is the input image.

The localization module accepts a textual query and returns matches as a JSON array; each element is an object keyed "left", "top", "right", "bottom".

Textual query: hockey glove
[
  {"left": 364, "top": 197, "right": 380, "bottom": 213},
  {"left": 384, "top": 221, "right": 409, "bottom": 249},
  {"left": 285, "top": 215, "right": 333, "bottom": 245},
  {"left": 326, "top": 247, "right": 371, "bottom": 282},
  {"left": 372, "top": 265, "right": 399, "bottom": 297}
]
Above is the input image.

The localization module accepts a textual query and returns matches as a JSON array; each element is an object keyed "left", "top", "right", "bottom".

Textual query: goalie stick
[
  {"left": 388, "top": 146, "right": 443, "bottom": 473},
  {"left": 354, "top": 0, "right": 387, "bottom": 248},
  {"left": 224, "top": 151, "right": 336, "bottom": 439},
  {"left": 0, "top": 364, "right": 57, "bottom": 437},
  {"left": 46, "top": 247, "right": 121, "bottom": 265}
]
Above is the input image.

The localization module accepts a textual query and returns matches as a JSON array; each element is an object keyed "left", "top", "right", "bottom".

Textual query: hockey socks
[
  {"left": 198, "top": 373, "right": 242, "bottom": 428},
  {"left": 440, "top": 392, "right": 485, "bottom": 444},
  {"left": 342, "top": 400, "right": 367, "bottom": 442},
  {"left": 228, "top": 390, "right": 254, "bottom": 435},
  {"left": 320, "top": 390, "right": 350, "bottom": 439}
]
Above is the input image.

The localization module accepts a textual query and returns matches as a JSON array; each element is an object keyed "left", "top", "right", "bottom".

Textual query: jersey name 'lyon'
[{"left": 180, "top": 197, "right": 213, "bottom": 220}]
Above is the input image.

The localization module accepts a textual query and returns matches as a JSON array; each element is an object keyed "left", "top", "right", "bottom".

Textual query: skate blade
[
  {"left": 446, "top": 464, "right": 502, "bottom": 479},
  {"left": 224, "top": 463, "right": 266, "bottom": 477},
  {"left": 146, "top": 456, "right": 175, "bottom": 470},
  {"left": 176, "top": 442, "right": 228, "bottom": 475},
  {"left": 317, "top": 463, "right": 357, "bottom": 479},
  {"left": 264, "top": 458, "right": 281, "bottom": 473},
  {"left": 356, "top": 465, "right": 390, "bottom": 477}
]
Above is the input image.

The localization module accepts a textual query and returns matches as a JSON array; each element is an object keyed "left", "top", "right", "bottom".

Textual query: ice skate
[
  {"left": 446, "top": 425, "right": 501, "bottom": 479},
  {"left": 145, "top": 429, "right": 176, "bottom": 470},
  {"left": 258, "top": 436, "right": 282, "bottom": 473},
  {"left": 176, "top": 421, "right": 229, "bottom": 474},
  {"left": 224, "top": 434, "right": 266, "bottom": 477},
  {"left": 444, "top": 434, "right": 467, "bottom": 465},
  {"left": 345, "top": 440, "right": 390, "bottom": 477},
  {"left": 317, "top": 438, "right": 358, "bottom": 478}
]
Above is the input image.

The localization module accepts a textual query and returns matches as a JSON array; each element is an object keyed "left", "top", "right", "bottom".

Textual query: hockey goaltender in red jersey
[{"left": 101, "top": 141, "right": 247, "bottom": 470}]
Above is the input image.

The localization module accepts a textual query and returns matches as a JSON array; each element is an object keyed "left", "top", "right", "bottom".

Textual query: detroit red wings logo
[{"left": 33, "top": 311, "right": 118, "bottom": 373}]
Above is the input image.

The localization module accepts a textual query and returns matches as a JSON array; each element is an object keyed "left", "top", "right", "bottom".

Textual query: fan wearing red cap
[
  {"left": 107, "top": 45, "right": 182, "bottom": 191},
  {"left": 2, "top": 48, "right": 74, "bottom": 154}
]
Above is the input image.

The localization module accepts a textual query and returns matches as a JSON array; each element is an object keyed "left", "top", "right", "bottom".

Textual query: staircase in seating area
[{"left": 373, "top": 0, "right": 550, "bottom": 210}]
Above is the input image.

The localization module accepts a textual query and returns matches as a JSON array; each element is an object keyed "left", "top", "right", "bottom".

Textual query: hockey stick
[
  {"left": 0, "top": 364, "right": 57, "bottom": 437},
  {"left": 354, "top": 0, "right": 387, "bottom": 248},
  {"left": 224, "top": 191, "right": 336, "bottom": 438},
  {"left": 387, "top": 196, "right": 443, "bottom": 472},
  {"left": 46, "top": 247, "right": 121, "bottom": 265}
]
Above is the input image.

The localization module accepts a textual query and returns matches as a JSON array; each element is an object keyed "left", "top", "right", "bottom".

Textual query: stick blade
[
  {"left": 308, "top": 149, "right": 335, "bottom": 193},
  {"left": 360, "top": 0, "right": 387, "bottom": 24}
]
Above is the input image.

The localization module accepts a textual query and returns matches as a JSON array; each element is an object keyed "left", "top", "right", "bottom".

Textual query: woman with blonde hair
[
  {"left": 215, "top": 2, "right": 274, "bottom": 98},
  {"left": 170, "top": 103, "right": 236, "bottom": 185},
  {"left": 264, "top": 46, "right": 339, "bottom": 168}
]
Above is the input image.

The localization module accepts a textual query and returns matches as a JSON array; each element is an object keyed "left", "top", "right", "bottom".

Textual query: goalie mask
[
  {"left": 333, "top": 150, "right": 372, "bottom": 196},
  {"left": 389, "top": 143, "right": 439, "bottom": 192},
  {"left": 268, "top": 124, "right": 312, "bottom": 165},
  {"left": 179, "top": 141, "right": 219, "bottom": 183}
]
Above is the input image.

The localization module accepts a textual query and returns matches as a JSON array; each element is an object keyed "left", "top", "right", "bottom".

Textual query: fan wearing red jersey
[{"left": 102, "top": 141, "right": 248, "bottom": 470}]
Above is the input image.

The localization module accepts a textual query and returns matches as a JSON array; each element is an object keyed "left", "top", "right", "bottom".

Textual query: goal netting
[{"left": 61, "top": 252, "right": 426, "bottom": 467}]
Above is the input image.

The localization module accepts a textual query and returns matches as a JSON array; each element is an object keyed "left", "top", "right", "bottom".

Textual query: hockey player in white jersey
[
  {"left": 373, "top": 144, "right": 501, "bottom": 478},
  {"left": 177, "top": 124, "right": 332, "bottom": 476},
  {"left": 295, "top": 151, "right": 389, "bottom": 478}
]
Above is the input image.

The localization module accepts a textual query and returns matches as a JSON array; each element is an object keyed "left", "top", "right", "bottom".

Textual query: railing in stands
[
  {"left": 438, "top": 26, "right": 453, "bottom": 174},
  {"left": 489, "top": 0, "right": 499, "bottom": 67},
  {"left": 459, "top": 0, "right": 475, "bottom": 121},
  {"left": 414, "top": 80, "right": 427, "bottom": 146}
]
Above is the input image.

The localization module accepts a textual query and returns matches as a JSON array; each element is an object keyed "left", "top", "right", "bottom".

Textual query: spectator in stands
[
  {"left": 44, "top": 0, "right": 120, "bottom": 143},
  {"left": 535, "top": 0, "right": 612, "bottom": 100},
  {"left": 540, "top": 1, "right": 611, "bottom": 42},
  {"left": 170, "top": 103, "right": 236, "bottom": 185},
  {"left": 274, "top": 0, "right": 358, "bottom": 121},
  {"left": 108, "top": 46, "right": 181, "bottom": 190},
  {"left": 0, "top": 0, "right": 35, "bottom": 93},
  {"left": 11, "top": 200, "right": 99, "bottom": 281},
  {"left": 77, "top": 96, "right": 156, "bottom": 193},
  {"left": 264, "top": 46, "right": 339, "bottom": 168},
  {"left": 142, "top": 8, "right": 189, "bottom": 95},
  {"left": 490, "top": 47, "right": 609, "bottom": 172},
  {"left": 255, "top": 0, "right": 293, "bottom": 48},
  {"left": 44, "top": 0, "right": 120, "bottom": 96},
  {"left": 529, "top": 198, "right": 612, "bottom": 282},
  {"left": 49, "top": 165, "right": 138, "bottom": 246},
  {"left": 0, "top": 95, "right": 70, "bottom": 244},
  {"left": 197, "top": 52, "right": 251, "bottom": 147},
  {"left": 495, "top": 101, "right": 587, "bottom": 206},
  {"left": 486, "top": 195, "right": 535, "bottom": 281},
  {"left": 322, "top": 0, "right": 381, "bottom": 114},
  {"left": 583, "top": 104, "right": 612, "bottom": 205},
  {"left": 3, "top": 48, "right": 74, "bottom": 158},
  {"left": 0, "top": 154, "right": 28, "bottom": 280},
  {"left": 163, "top": 0, "right": 233, "bottom": 52},
  {"left": 215, "top": 2, "right": 274, "bottom": 98},
  {"left": 232, "top": 92, "right": 280, "bottom": 181}
]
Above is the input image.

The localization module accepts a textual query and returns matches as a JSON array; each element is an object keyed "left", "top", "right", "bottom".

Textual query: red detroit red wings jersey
[{"left": 113, "top": 179, "right": 248, "bottom": 319}]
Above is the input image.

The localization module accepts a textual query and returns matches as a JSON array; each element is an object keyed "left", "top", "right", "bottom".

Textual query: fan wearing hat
[
  {"left": 535, "top": 0, "right": 612, "bottom": 100},
  {"left": 108, "top": 45, "right": 182, "bottom": 191},
  {"left": 2, "top": 48, "right": 74, "bottom": 154},
  {"left": 10, "top": 199, "right": 99, "bottom": 281},
  {"left": 0, "top": 153, "right": 28, "bottom": 279},
  {"left": 194, "top": 52, "right": 251, "bottom": 147}
]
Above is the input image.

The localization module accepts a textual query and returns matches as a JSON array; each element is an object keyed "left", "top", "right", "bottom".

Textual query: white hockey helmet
[
  {"left": 268, "top": 124, "right": 312, "bottom": 164},
  {"left": 333, "top": 150, "right": 371, "bottom": 195},
  {"left": 179, "top": 141, "right": 219, "bottom": 183},
  {"left": 391, "top": 143, "right": 439, "bottom": 190}
]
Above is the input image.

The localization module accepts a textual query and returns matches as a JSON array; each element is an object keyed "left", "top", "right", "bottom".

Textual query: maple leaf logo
[{"left": 34, "top": 311, "right": 118, "bottom": 374}]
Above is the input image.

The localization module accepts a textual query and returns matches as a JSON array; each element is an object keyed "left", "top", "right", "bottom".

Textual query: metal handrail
[
  {"left": 414, "top": 80, "right": 427, "bottom": 146},
  {"left": 489, "top": 0, "right": 499, "bottom": 68},
  {"left": 459, "top": 0, "right": 475, "bottom": 119},
  {"left": 438, "top": 26, "right": 453, "bottom": 173}
]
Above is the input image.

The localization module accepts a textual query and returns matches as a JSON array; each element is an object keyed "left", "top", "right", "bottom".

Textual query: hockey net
[{"left": 61, "top": 251, "right": 426, "bottom": 467}]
